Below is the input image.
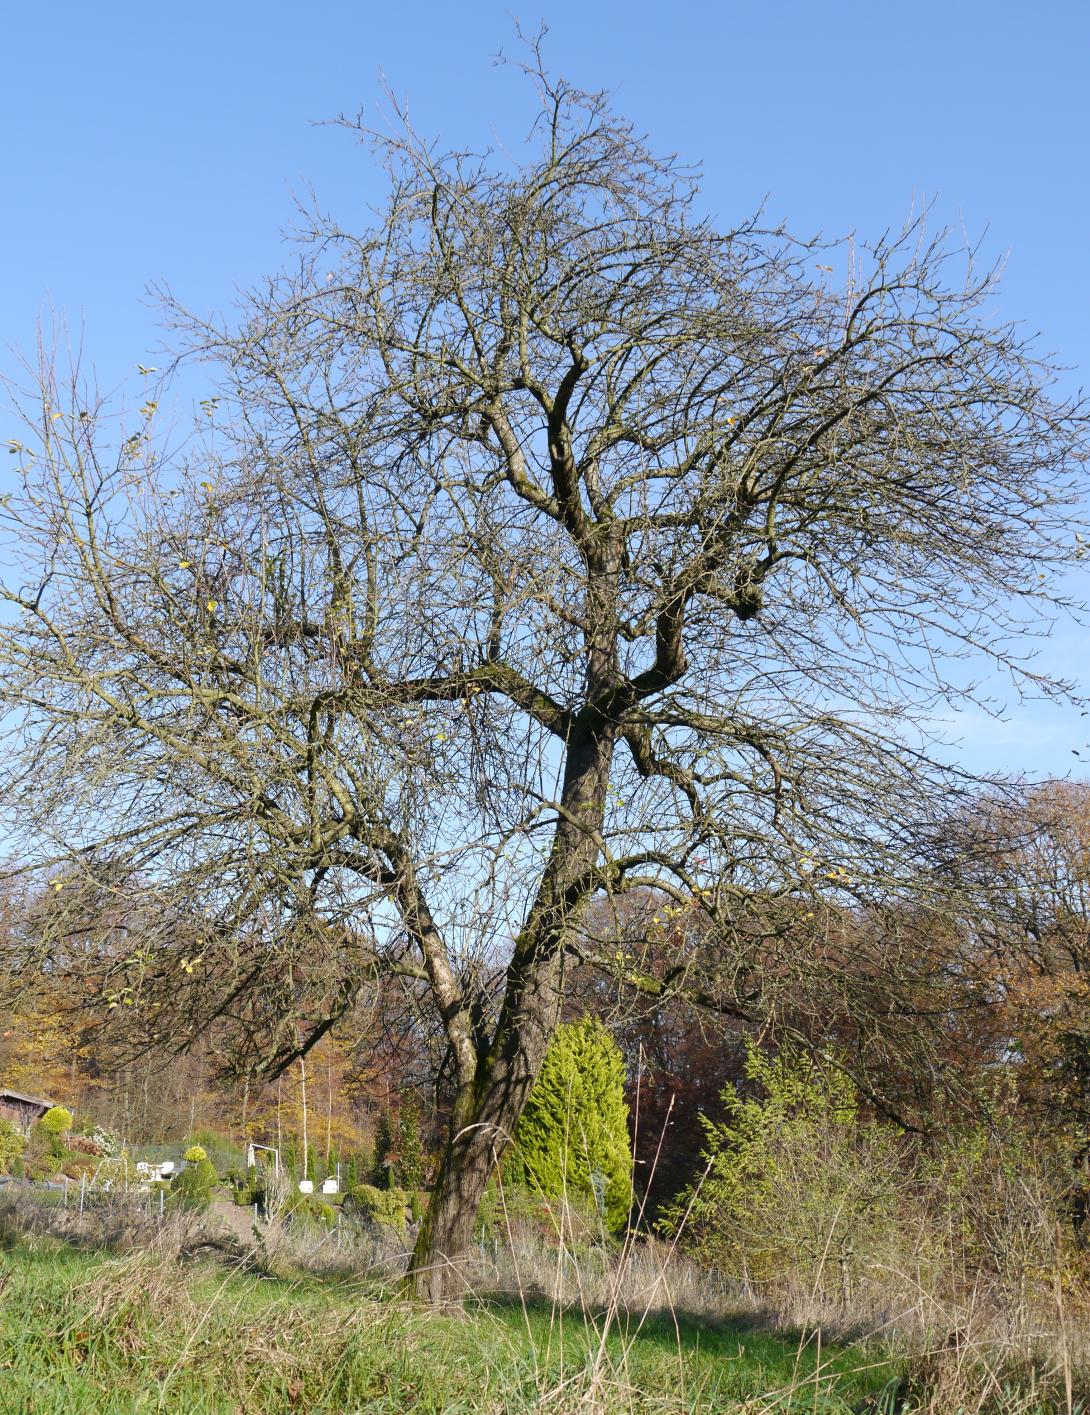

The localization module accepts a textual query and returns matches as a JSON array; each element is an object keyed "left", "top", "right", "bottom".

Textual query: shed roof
[{"left": 0, "top": 1088, "right": 54, "bottom": 1109}]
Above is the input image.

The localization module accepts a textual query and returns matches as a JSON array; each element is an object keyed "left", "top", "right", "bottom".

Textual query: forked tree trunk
[
  {"left": 409, "top": 683, "right": 621, "bottom": 1302},
  {"left": 407, "top": 961, "right": 565, "bottom": 1302},
  {"left": 407, "top": 1063, "right": 539, "bottom": 1302}
]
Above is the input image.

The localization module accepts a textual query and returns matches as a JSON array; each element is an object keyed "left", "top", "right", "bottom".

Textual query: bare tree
[{"left": 1, "top": 44, "right": 1087, "bottom": 1298}]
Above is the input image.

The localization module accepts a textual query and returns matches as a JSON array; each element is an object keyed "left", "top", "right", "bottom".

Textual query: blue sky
[{"left": 1, "top": 0, "right": 1087, "bottom": 778}]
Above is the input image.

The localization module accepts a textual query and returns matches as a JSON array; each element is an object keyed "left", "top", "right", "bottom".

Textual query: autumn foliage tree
[
  {"left": 938, "top": 783, "right": 1090, "bottom": 1156},
  {"left": 1, "top": 40, "right": 1087, "bottom": 1298}
]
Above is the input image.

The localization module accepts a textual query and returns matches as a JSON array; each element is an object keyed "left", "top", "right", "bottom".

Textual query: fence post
[{"left": 79, "top": 1175, "right": 85, "bottom": 1216}]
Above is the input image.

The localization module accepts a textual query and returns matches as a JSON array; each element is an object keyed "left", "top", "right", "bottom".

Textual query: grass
[{"left": 0, "top": 1239, "right": 906, "bottom": 1413}]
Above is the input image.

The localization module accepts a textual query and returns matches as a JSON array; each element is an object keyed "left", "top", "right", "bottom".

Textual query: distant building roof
[{"left": 0, "top": 1088, "right": 54, "bottom": 1110}]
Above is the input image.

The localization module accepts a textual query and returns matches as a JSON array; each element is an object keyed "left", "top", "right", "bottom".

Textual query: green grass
[{"left": 0, "top": 1240, "right": 905, "bottom": 1413}]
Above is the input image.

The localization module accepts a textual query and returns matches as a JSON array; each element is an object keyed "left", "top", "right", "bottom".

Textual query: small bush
[
  {"left": 661, "top": 1043, "right": 903, "bottom": 1293},
  {"left": 170, "top": 1157, "right": 218, "bottom": 1212},
  {"left": 287, "top": 1193, "right": 337, "bottom": 1229},
  {"left": 0, "top": 1118, "right": 25, "bottom": 1175},
  {"left": 86, "top": 1125, "right": 123, "bottom": 1159},
  {"left": 183, "top": 1144, "right": 208, "bottom": 1164},
  {"left": 93, "top": 1153, "right": 140, "bottom": 1188},
  {"left": 39, "top": 1105, "right": 74, "bottom": 1137},
  {"left": 37, "top": 1106, "right": 75, "bottom": 1160},
  {"left": 662, "top": 1040, "right": 1082, "bottom": 1345},
  {"left": 66, "top": 1133, "right": 105, "bottom": 1157},
  {"left": 60, "top": 1154, "right": 97, "bottom": 1181},
  {"left": 313, "top": 1198, "right": 336, "bottom": 1227},
  {"left": 346, "top": 1183, "right": 408, "bottom": 1231}
]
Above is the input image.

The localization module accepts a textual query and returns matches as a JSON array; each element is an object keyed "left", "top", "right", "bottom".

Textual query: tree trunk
[
  {"left": 406, "top": 1105, "right": 500, "bottom": 1302},
  {"left": 407, "top": 962, "right": 564, "bottom": 1301}
]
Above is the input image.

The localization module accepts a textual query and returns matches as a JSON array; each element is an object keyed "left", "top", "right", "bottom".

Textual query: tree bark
[{"left": 406, "top": 948, "right": 566, "bottom": 1300}]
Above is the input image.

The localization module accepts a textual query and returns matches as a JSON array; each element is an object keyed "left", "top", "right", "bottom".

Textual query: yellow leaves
[
  {"left": 205, "top": 600, "right": 218, "bottom": 613},
  {"left": 51, "top": 879, "right": 65, "bottom": 892},
  {"left": 139, "top": 402, "right": 158, "bottom": 418},
  {"left": 180, "top": 956, "right": 200, "bottom": 975},
  {"left": 434, "top": 732, "right": 447, "bottom": 743},
  {"left": 178, "top": 560, "right": 191, "bottom": 570},
  {"left": 137, "top": 364, "right": 158, "bottom": 376}
]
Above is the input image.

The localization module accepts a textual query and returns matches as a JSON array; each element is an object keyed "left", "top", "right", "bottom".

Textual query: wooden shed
[{"left": 0, "top": 1088, "right": 54, "bottom": 1134}]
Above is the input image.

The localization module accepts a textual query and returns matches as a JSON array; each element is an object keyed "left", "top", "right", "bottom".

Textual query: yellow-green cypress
[{"left": 509, "top": 1017, "right": 632, "bottom": 1230}]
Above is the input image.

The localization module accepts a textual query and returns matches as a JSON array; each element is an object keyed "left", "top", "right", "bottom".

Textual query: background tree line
[{"left": 4, "top": 778, "right": 1089, "bottom": 1224}]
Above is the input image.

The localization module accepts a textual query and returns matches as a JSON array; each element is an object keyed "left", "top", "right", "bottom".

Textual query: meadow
[
  {"left": 0, "top": 1236, "right": 904, "bottom": 1414},
  {"left": 1, "top": 1187, "right": 1085, "bottom": 1414}
]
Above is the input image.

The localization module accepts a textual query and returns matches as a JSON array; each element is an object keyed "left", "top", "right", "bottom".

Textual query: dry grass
[{"left": 2, "top": 1180, "right": 1086, "bottom": 1411}]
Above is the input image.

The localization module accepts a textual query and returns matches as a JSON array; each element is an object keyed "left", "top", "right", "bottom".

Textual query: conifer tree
[
  {"left": 398, "top": 1098, "right": 427, "bottom": 1191},
  {"left": 373, "top": 1110, "right": 395, "bottom": 1188},
  {"left": 509, "top": 1017, "right": 632, "bottom": 1229}
]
